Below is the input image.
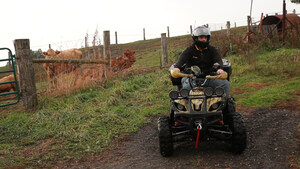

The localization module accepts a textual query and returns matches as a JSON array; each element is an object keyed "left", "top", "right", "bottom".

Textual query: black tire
[
  {"left": 158, "top": 116, "right": 173, "bottom": 157},
  {"left": 229, "top": 112, "right": 247, "bottom": 154}
]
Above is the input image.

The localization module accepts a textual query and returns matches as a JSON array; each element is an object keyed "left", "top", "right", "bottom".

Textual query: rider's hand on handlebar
[
  {"left": 217, "top": 69, "right": 225, "bottom": 74},
  {"left": 173, "top": 68, "right": 181, "bottom": 73}
]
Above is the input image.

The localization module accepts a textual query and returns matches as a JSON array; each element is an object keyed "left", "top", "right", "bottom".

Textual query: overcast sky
[{"left": 0, "top": 0, "right": 299, "bottom": 66}]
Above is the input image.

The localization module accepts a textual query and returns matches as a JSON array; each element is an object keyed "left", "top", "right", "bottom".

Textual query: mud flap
[
  {"left": 223, "top": 96, "right": 236, "bottom": 124},
  {"left": 227, "top": 96, "right": 236, "bottom": 113}
]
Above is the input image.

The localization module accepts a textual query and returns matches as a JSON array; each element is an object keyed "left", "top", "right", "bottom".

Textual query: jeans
[{"left": 181, "top": 77, "right": 230, "bottom": 96}]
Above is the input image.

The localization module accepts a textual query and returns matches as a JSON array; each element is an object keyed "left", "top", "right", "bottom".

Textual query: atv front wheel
[
  {"left": 158, "top": 116, "right": 173, "bottom": 157},
  {"left": 229, "top": 112, "right": 247, "bottom": 154}
]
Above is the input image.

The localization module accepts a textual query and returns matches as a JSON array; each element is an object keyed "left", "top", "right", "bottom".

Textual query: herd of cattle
[{"left": 0, "top": 48, "right": 136, "bottom": 94}]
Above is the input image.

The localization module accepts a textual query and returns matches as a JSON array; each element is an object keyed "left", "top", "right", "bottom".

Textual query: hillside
[{"left": 0, "top": 27, "right": 299, "bottom": 168}]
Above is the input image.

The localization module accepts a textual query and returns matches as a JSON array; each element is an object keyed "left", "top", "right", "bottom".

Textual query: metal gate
[{"left": 0, "top": 48, "right": 20, "bottom": 107}]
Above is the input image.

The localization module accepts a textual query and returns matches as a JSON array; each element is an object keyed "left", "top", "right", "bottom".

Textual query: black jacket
[{"left": 174, "top": 44, "right": 223, "bottom": 75}]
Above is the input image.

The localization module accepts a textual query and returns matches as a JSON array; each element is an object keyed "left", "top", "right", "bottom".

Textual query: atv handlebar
[
  {"left": 170, "top": 70, "right": 193, "bottom": 78},
  {"left": 170, "top": 69, "right": 228, "bottom": 80},
  {"left": 205, "top": 72, "right": 228, "bottom": 80}
]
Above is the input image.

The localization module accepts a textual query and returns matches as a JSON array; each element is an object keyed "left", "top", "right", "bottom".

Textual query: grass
[
  {"left": 0, "top": 27, "right": 299, "bottom": 167},
  {"left": 0, "top": 69, "right": 173, "bottom": 167},
  {"left": 236, "top": 77, "right": 300, "bottom": 107},
  {"left": 229, "top": 48, "right": 300, "bottom": 108}
]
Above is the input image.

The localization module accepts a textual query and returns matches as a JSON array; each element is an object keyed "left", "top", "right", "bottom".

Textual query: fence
[
  {"left": 26, "top": 9, "right": 298, "bottom": 53},
  {"left": 2, "top": 8, "right": 298, "bottom": 109},
  {"left": 6, "top": 31, "right": 111, "bottom": 109}
]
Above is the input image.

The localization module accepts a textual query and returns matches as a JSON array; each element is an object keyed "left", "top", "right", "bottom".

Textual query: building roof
[{"left": 262, "top": 14, "right": 300, "bottom": 26}]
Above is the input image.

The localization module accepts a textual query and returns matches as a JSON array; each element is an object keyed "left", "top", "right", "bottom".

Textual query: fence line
[
  {"left": 3, "top": 12, "right": 295, "bottom": 60},
  {"left": 27, "top": 9, "right": 299, "bottom": 52}
]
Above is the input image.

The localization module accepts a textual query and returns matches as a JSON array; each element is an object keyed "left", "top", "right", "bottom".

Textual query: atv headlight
[
  {"left": 176, "top": 103, "right": 186, "bottom": 111},
  {"left": 169, "top": 90, "right": 178, "bottom": 100},
  {"left": 204, "top": 87, "right": 213, "bottom": 97},
  {"left": 180, "top": 89, "right": 189, "bottom": 98},
  {"left": 215, "top": 87, "right": 224, "bottom": 96},
  {"left": 209, "top": 102, "right": 221, "bottom": 111},
  {"left": 211, "top": 103, "right": 219, "bottom": 109}
]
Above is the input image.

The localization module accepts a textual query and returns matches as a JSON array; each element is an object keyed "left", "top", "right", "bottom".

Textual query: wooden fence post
[
  {"left": 282, "top": 0, "right": 287, "bottom": 46},
  {"left": 246, "top": 16, "right": 252, "bottom": 42},
  {"left": 247, "top": 16, "right": 251, "bottom": 32},
  {"left": 190, "top": 25, "right": 193, "bottom": 34},
  {"left": 226, "top": 21, "right": 233, "bottom": 53},
  {"left": 143, "top": 28, "right": 146, "bottom": 40},
  {"left": 8, "top": 51, "right": 12, "bottom": 68},
  {"left": 167, "top": 26, "right": 170, "bottom": 37},
  {"left": 115, "top": 31, "right": 118, "bottom": 44},
  {"left": 161, "top": 33, "right": 168, "bottom": 68},
  {"left": 14, "top": 39, "right": 38, "bottom": 109},
  {"left": 226, "top": 21, "right": 231, "bottom": 38},
  {"left": 103, "top": 31, "right": 111, "bottom": 77}
]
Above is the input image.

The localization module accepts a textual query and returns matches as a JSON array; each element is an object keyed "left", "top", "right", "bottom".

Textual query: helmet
[{"left": 192, "top": 26, "right": 211, "bottom": 48}]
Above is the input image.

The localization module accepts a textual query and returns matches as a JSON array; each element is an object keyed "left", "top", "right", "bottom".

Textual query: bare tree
[{"left": 92, "top": 26, "right": 102, "bottom": 59}]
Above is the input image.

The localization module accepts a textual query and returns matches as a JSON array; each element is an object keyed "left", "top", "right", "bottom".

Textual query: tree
[{"left": 30, "top": 49, "right": 44, "bottom": 58}]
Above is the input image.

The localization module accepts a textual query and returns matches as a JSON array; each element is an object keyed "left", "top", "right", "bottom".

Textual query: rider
[{"left": 172, "top": 26, "right": 229, "bottom": 96}]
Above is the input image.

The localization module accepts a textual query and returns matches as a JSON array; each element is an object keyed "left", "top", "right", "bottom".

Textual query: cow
[
  {"left": 42, "top": 48, "right": 83, "bottom": 88},
  {"left": 0, "top": 74, "right": 18, "bottom": 93}
]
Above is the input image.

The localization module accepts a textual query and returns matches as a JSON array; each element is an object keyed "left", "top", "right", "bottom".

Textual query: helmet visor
[{"left": 193, "top": 26, "right": 211, "bottom": 36}]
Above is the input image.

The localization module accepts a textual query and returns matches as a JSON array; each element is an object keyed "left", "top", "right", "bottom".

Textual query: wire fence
[{"left": 28, "top": 9, "right": 299, "bottom": 53}]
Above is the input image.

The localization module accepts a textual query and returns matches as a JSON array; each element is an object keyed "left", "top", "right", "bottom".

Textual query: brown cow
[
  {"left": 0, "top": 74, "right": 18, "bottom": 93},
  {"left": 42, "top": 48, "right": 83, "bottom": 88}
]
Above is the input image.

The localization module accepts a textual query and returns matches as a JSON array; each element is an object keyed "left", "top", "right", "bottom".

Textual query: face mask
[{"left": 195, "top": 40, "right": 209, "bottom": 48}]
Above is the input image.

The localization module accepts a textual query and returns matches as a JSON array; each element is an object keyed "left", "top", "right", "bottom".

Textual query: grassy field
[{"left": 0, "top": 27, "right": 299, "bottom": 167}]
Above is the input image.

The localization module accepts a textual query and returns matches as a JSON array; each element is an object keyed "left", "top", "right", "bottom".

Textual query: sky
[{"left": 0, "top": 0, "right": 299, "bottom": 66}]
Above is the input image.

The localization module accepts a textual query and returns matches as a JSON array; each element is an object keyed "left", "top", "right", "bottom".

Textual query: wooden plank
[{"left": 32, "top": 58, "right": 109, "bottom": 64}]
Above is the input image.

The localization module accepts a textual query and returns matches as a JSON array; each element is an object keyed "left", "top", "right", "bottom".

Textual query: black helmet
[{"left": 192, "top": 26, "right": 211, "bottom": 48}]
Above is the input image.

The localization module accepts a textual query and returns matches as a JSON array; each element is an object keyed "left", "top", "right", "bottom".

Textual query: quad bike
[{"left": 158, "top": 59, "right": 247, "bottom": 157}]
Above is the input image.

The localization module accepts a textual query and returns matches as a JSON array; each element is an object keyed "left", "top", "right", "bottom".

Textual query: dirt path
[{"left": 58, "top": 108, "right": 299, "bottom": 169}]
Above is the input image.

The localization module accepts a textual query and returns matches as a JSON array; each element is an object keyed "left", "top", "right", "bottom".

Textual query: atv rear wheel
[
  {"left": 229, "top": 112, "right": 247, "bottom": 154},
  {"left": 158, "top": 116, "right": 173, "bottom": 157}
]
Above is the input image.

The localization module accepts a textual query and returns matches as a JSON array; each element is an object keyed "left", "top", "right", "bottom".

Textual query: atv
[{"left": 158, "top": 59, "right": 247, "bottom": 157}]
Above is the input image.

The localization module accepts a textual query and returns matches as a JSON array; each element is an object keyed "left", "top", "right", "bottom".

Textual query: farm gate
[{"left": 0, "top": 48, "right": 20, "bottom": 107}]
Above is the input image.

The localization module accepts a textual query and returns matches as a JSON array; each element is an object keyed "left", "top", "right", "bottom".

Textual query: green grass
[
  {"left": 0, "top": 69, "right": 173, "bottom": 167},
  {"left": 237, "top": 77, "right": 300, "bottom": 107},
  {"left": 229, "top": 48, "right": 300, "bottom": 108}
]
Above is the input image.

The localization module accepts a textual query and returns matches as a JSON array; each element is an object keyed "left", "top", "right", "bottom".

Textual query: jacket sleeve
[
  {"left": 174, "top": 47, "right": 190, "bottom": 70},
  {"left": 211, "top": 47, "right": 223, "bottom": 68}
]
